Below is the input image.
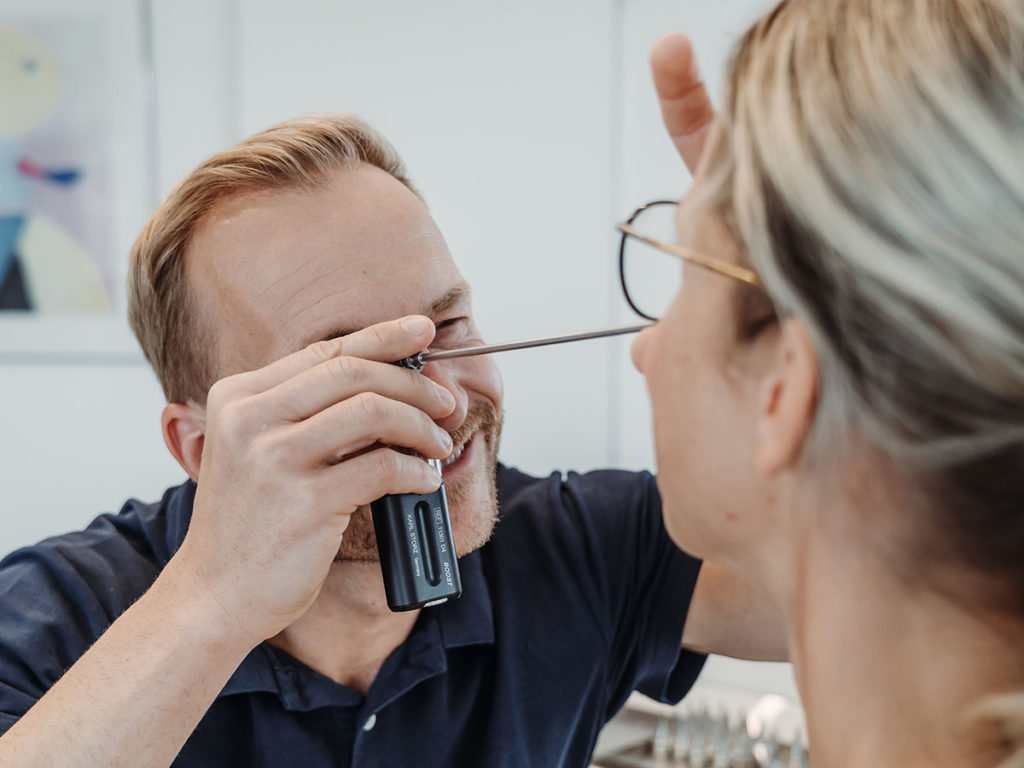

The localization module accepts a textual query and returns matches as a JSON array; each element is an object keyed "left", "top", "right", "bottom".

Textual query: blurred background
[{"left": 0, "top": 0, "right": 796, "bottom": 708}]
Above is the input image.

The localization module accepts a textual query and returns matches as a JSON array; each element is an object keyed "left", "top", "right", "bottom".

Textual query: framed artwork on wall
[{"left": 0, "top": 0, "right": 155, "bottom": 362}]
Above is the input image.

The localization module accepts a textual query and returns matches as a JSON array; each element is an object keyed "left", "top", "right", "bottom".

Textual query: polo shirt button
[{"left": 362, "top": 714, "right": 377, "bottom": 732}]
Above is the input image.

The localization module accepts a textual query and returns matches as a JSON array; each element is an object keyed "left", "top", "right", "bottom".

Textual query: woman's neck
[{"left": 787, "top": 531, "right": 1024, "bottom": 768}]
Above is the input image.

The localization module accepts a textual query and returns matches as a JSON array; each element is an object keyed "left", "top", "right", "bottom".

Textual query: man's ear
[
  {"left": 754, "top": 317, "right": 819, "bottom": 477},
  {"left": 161, "top": 402, "right": 207, "bottom": 483}
]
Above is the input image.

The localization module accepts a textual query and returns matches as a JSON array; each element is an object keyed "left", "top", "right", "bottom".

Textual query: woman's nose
[
  {"left": 421, "top": 362, "right": 469, "bottom": 433},
  {"left": 631, "top": 324, "right": 655, "bottom": 373}
]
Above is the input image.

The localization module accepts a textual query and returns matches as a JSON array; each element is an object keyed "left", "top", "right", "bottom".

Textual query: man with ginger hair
[{"left": 0, "top": 36, "right": 780, "bottom": 767}]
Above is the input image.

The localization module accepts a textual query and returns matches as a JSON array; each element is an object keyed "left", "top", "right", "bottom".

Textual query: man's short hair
[{"left": 128, "top": 113, "right": 420, "bottom": 405}]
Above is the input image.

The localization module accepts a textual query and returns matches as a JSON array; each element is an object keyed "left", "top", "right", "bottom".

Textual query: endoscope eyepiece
[{"left": 395, "top": 352, "right": 426, "bottom": 371}]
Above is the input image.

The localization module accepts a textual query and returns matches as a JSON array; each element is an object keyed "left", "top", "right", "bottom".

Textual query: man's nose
[{"left": 421, "top": 361, "right": 468, "bottom": 433}]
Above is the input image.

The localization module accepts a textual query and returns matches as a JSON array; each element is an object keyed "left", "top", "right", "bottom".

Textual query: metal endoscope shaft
[{"left": 397, "top": 322, "right": 652, "bottom": 371}]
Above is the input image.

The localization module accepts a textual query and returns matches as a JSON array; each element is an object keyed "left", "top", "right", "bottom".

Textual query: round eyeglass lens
[{"left": 623, "top": 202, "right": 684, "bottom": 321}]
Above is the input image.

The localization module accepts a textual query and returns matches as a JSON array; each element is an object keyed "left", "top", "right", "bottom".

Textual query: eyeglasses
[{"left": 617, "top": 200, "right": 764, "bottom": 321}]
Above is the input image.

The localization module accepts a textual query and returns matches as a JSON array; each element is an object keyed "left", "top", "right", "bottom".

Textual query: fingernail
[
  {"left": 401, "top": 315, "right": 430, "bottom": 335},
  {"left": 439, "top": 430, "right": 453, "bottom": 450},
  {"left": 439, "top": 388, "right": 455, "bottom": 407}
]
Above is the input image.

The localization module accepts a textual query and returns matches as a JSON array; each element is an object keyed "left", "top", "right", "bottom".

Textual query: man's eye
[
  {"left": 436, "top": 317, "right": 467, "bottom": 332},
  {"left": 432, "top": 317, "right": 472, "bottom": 349}
]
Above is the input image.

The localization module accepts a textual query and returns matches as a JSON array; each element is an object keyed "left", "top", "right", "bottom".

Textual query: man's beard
[{"left": 335, "top": 400, "right": 503, "bottom": 562}]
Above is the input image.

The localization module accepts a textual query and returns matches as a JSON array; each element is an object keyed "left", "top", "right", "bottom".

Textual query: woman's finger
[{"left": 651, "top": 32, "right": 717, "bottom": 174}]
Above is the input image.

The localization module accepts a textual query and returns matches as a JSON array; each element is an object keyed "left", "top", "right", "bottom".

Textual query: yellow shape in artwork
[
  {"left": 0, "top": 24, "right": 63, "bottom": 141},
  {"left": 19, "top": 213, "right": 110, "bottom": 313}
]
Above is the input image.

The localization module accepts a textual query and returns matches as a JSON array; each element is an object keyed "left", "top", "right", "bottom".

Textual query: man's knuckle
[
  {"left": 412, "top": 410, "right": 437, "bottom": 440},
  {"left": 215, "top": 393, "right": 275, "bottom": 449},
  {"left": 214, "top": 400, "right": 250, "bottom": 443},
  {"left": 374, "top": 449, "right": 401, "bottom": 479},
  {"left": 327, "top": 355, "right": 363, "bottom": 385},
  {"left": 255, "top": 431, "right": 291, "bottom": 467},
  {"left": 370, "top": 323, "right": 389, "bottom": 347},
  {"left": 352, "top": 391, "right": 387, "bottom": 422},
  {"left": 206, "top": 378, "right": 235, "bottom": 409},
  {"left": 308, "top": 338, "right": 342, "bottom": 365}
]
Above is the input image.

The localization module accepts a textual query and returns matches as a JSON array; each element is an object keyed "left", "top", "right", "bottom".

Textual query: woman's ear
[
  {"left": 754, "top": 317, "right": 819, "bottom": 477},
  {"left": 161, "top": 402, "right": 207, "bottom": 483}
]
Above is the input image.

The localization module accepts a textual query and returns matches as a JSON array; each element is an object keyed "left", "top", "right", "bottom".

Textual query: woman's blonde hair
[
  {"left": 128, "top": 113, "right": 419, "bottom": 405},
  {"left": 703, "top": 0, "right": 1024, "bottom": 761}
]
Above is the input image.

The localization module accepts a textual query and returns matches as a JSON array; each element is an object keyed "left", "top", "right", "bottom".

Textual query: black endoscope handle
[{"left": 370, "top": 353, "right": 461, "bottom": 612}]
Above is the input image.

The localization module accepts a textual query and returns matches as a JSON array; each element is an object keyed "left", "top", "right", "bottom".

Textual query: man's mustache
[{"left": 448, "top": 400, "right": 499, "bottom": 453}]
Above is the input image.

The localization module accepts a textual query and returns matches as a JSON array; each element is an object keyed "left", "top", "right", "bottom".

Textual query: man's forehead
[
  {"left": 301, "top": 281, "right": 472, "bottom": 349},
  {"left": 186, "top": 162, "right": 468, "bottom": 372}
]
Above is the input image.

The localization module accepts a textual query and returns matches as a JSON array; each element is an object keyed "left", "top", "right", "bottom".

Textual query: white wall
[{"left": 0, "top": 0, "right": 793, "bottom": 699}]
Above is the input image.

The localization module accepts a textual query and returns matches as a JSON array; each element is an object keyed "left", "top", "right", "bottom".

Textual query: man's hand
[
  {"left": 0, "top": 317, "right": 458, "bottom": 768},
  {"left": 682, "top": 563, "right": 789, "bottom": 661},
  {"left": 651, "top": 32, "right": 717, "bottom": 176},
  {"left": 170, "top": 315, "right": 457, "bottom": 645}
]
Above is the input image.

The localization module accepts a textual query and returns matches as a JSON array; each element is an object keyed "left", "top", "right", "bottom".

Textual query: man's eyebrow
[
  {"left": 303, "top": 283, "right": 472, "bottom": 349},
  {"left": 430, "top": 283, "right": 471, "bottom": 317}
]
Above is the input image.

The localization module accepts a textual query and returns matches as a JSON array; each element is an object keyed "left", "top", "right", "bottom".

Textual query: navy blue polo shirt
[{"left": 0, "top": 465, "right": 705, "bottom": 767}]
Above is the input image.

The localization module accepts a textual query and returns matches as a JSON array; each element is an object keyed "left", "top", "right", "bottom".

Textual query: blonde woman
[{"left": 631, "top": 2, "right": 1024, "bottom": 767}]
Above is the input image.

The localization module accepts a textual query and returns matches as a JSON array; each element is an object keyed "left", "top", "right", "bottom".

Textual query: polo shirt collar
[
  {"left": 433, "top": 549, "right": 494, "bottom": 648},
  {"left": 163, "top": 480, "right": 196, "bottom": 561},
  {"left": 156, "top": 479, "right": 496, "bottom": 707},
  {"left": 215, "top": 553, "right": 493, "bottom": 710}
]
